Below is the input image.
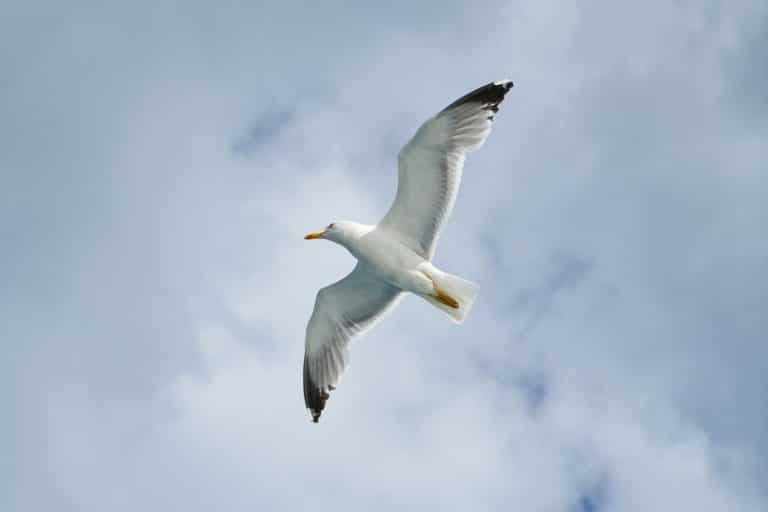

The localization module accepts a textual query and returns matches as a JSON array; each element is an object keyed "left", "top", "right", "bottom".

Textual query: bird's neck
[{"left": 335, "top": 223, "right": 373, "bottom": 253}]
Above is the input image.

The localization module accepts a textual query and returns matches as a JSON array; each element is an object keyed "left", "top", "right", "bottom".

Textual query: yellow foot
[{"left": 433, "top": 288, "right": 460, "bottom": 309}]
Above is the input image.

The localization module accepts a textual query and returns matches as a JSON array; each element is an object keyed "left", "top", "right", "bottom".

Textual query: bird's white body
[
  {"left": 331, "top": 222, "right": 434, "bottom": 296},
  {"left": 301, "top": 80, "right": 514, "bottom": 422}
]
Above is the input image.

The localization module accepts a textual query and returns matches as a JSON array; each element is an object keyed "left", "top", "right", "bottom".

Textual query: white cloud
[{"left": 2, "top": 0, "right": 767, "bottom": 510}]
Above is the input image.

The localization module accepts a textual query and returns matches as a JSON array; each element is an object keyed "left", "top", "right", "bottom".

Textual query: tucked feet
[{"left": 433, "top": 288, "right": 460, "bottom": 309}]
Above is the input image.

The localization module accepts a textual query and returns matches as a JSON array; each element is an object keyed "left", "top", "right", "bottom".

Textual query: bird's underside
[{"left": 302, "top": 80, "right": 513, "bottom": 422}]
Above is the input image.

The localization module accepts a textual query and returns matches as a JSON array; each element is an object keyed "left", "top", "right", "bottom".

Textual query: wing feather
[
  {"left": 303, "top": 263, "right": 402, "bottom": 422},
  {"left": 379, "top": 80, "right": 513, "bottom": 259}
]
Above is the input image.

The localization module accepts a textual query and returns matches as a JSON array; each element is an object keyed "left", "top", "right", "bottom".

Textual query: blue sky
[{"left": 2, "top": 1, "right": 767, "bottom": 510}]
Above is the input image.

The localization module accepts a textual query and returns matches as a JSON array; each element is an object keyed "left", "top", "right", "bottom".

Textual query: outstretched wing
[
  {"left": 303, "top": 263, "right": 402, "bottom": 422},
  {"left": 379, "top": 80, "right": 513, "bottom": 259}
]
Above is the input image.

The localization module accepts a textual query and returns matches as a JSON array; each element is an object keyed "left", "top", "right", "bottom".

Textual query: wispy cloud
[
  {"left": 2, "top": 0, "right": 767, "bottom": 510},
  {"left": 232, "top": 107, "right": 295, "bottom": 156}
]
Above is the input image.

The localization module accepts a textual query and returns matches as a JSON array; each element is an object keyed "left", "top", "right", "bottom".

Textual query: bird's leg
[
  {"left": 424, "top": 273, "right": 460, "bottom": 309},
  {"left": 434, "top": 289, "right": 460, "bottom": 309}
]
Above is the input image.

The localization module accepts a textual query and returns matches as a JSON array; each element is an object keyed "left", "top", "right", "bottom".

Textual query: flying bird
[{"left": 302, "top": 80, "right": 513, "bottom": 422}]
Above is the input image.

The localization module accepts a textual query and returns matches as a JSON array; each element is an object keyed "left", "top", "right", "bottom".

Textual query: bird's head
[
  {"left": 304, "top": 221, "right": 364, "bottom": 245},
  {"left": 304, "top": 222, "right": 337, "bottom": 241}
]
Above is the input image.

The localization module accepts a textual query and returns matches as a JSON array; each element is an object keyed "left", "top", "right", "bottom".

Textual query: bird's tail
[{"left": 421, "top": 269, "right": 479, "bottom": 324}]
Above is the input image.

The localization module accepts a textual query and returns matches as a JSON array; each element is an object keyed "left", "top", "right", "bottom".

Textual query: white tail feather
[{"left": 421, "top": 270, "right": 479, "bottom": 324}]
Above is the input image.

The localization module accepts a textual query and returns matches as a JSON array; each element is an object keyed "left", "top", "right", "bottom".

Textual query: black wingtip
[
  {"left": 303, "top": 356, "right": 329, "bottom": 423},
  {"left": 442, "top": 80, "right": 514, "bottom": 113}
]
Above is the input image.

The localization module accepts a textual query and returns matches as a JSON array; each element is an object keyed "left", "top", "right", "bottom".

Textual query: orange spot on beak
[{"left": 304, "top": 231, "right": 324, "bottom": 240}]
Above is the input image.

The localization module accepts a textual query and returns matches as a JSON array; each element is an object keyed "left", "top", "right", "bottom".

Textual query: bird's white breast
[{"left": 348, "top": 228, "right": 432, "bottom": 294}]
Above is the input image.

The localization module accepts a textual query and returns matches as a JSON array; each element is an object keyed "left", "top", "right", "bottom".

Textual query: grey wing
[
  {"left": 379, "top": 80, "right": 513, "bottom": 259},
  {"left": 303, "top": 263, "right": 402, "bottom": 422}
]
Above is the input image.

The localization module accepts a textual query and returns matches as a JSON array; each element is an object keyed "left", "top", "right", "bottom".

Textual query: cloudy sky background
[{"left": 2, "top": 1, "right": 767, "bottom": 510}]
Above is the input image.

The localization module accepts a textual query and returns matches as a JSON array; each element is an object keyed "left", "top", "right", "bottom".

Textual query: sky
[{"left": 2, "top": 1, "right": 767, "bottom": 510}]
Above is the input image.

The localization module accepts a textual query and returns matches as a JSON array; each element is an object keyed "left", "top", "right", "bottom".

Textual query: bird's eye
[{"left": 327, "top": 223, "right": 335, "bottom": 230}]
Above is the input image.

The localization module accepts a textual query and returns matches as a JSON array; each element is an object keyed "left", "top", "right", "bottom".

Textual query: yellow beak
[{"left": 304, "top": 231, "right": 324, "bottom": 240}]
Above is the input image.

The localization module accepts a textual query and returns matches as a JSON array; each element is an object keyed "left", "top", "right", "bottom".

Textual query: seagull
[{"left": 302, "top": 80, "right": 513, "bottom": 422}]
